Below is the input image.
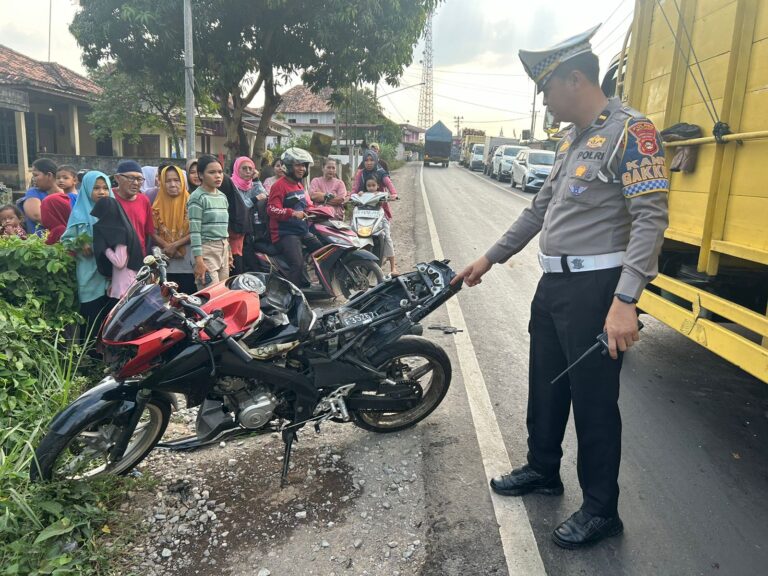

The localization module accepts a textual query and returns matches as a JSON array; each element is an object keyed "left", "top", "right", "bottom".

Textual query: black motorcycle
[{"left": 31, "top": 252, "right": 461, "bottom": 485}]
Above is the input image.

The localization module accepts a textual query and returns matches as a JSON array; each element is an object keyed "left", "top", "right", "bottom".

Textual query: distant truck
[
  {"left": 423, "top": 121, "right": 452, "bottom": 168},
  {"left": 460, "top": 134, "right": 484, "bottom": 167},
  {"left": 482, "top": 136, "right": 519, "bottom": 174}
]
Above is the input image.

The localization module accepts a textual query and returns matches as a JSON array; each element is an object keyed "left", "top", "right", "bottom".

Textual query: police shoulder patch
[{"left": 620, "top": 118, "right": 669, "bottom": 198}]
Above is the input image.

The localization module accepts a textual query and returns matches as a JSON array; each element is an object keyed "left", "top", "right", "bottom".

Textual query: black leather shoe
[
  {"left": 490, "top": 465, "right": 564, "bottom": 496},
  {"left": 552, "top": 509, "right": 624, "bottom": 549}
]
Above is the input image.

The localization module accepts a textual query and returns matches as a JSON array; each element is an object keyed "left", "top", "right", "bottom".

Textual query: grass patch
[{"left": 0, "top": 236, "right": 143, "bottom": 575}]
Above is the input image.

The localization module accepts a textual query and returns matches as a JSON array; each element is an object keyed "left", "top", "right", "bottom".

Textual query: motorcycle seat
[{"left": 252, "top": 240, "right": 281, "bottom": 256}]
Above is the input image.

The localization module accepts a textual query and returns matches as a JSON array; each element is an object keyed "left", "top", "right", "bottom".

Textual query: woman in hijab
[
  {"left": 40, "top": 192, "right": 73, "bottom": 245},
  {"left": 186, "top": 158, "right": 202, "bottom": 191},
  {"left": 351, "top": 149, "right": 399, "bottom": 275},
  {"left": 226, "top": 156, "right": 267, "bottom": 273},
  {"left": 140, "top": 166, "right": 159, "bottom": 202},
  {"left": 151, "top": 165, "right": 195, "bottom": 293},
  {"left": 92, "top": 195, "right": 144, "bottom": 301},
  {"left": 61, "top": 171, "right": 114, "bottom": 338}
]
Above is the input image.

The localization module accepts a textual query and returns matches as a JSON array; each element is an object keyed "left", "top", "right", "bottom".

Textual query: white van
[{"left": 469, "top": 144, "right": 485, "bottom": 171}]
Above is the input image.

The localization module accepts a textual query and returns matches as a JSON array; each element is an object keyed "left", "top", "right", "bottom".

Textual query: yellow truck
[
  {"left": 460, "top": 134, "right": 485, "bottom": 167},
  {"left": 613, "top": 0, "right": 768, "bottom": 382}
]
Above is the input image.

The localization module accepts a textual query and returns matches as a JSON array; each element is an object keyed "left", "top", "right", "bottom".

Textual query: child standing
[
  {"left": 55, "top": 165, "right": 79, "bottom": 205},
  {"left": 187, "top": 155, "right": 231, "bottom": 288},
  {"left": 365, "top": 176, "right": 397, "bottom": 276}
]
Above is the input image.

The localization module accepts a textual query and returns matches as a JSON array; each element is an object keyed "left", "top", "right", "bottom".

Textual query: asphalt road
[{"left": 410, "top": 162, "right": 768, "bottom": 576}]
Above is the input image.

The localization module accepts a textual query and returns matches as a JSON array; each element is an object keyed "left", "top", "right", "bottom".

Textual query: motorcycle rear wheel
[
  {"left": 30, "top": 398, "right": 171, "bottom": 481},
  {"left": 352, "top": 336, "right": 451, "bottom": 433},
  {"left": 335, "top": 258, "right": 385, "bottom": 299}
]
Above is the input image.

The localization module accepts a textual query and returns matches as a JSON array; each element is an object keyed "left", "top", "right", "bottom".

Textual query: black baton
[{"left": 550, "top": 321, "right": 644, "bottom": 384}]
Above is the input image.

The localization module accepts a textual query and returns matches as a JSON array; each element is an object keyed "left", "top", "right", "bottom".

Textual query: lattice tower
[{"left": 417, "top": 15, "right": 434, "bottom": 129}]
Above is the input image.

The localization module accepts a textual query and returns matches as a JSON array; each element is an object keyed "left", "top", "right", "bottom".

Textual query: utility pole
[
  {"left": 454, "top": 115, "right": 463, "bottom": 137},
  {"left": 47, "top": 0, "right": 52, "bottom": 61},
  {"left": 183, "top": 0, "right": 196, "bottom": 160},
  {"left": 529, "top": 83, "right": 537, "bottom": 140}
]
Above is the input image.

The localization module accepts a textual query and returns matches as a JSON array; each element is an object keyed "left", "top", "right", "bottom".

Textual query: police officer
[{"left": 454, "top": 25, "right": 669, "bottom": 549}]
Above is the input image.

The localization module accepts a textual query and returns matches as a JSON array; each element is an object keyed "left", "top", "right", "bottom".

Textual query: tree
[
  {"left": 88, "top": 67, "right": 188, "bottom": 158},
  {"left": 71, "top": 0, "right": 440, "bottom": 163}
]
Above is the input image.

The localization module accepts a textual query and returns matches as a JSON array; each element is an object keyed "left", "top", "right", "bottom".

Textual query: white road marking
[
  {"left": 419, "top": 166, "right": 547, "bottom": 576},
  {"left": 463, "top": 165, "right": 535, "bottom": 202}
]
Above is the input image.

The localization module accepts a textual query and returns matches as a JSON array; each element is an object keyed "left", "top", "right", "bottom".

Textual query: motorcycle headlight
[{"left": 358, "top": 226, "right": 373, "bottom": 237}]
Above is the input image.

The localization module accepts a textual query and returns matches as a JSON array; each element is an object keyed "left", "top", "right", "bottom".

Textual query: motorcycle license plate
[
  {"left": 356, "top": 210, "right": 380, "bottom": 218},
  {"left": 341, "top": 312, "right": 377, "bottom": 327}
]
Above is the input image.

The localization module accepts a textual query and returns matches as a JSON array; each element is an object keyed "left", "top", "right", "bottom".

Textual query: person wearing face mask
[
  {"left": 151, "top": 165, "right": 195, "bottom": 293},
  {"left": 61, "top": 171, "right": 115, "bottom": 338},
  {"left": 267, "top": 148, "right": 322, "bottom": 288}
]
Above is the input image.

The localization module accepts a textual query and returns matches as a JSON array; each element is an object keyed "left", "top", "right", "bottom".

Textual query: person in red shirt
[
  {"left": 112, "top": 159, "right": 155, "bottom": 255},
  {"left": 267, "top": 148, "right": 321, "bottom": 288}
]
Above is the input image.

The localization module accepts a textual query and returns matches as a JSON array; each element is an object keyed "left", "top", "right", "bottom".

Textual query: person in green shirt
[{"left": 187, "top": 155, "right": 232, "bottom": 288}]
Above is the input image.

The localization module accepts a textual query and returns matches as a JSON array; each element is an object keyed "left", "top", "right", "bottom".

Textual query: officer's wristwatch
[{"left": 615, "top": 293, "right": 638, "bottom": 305}]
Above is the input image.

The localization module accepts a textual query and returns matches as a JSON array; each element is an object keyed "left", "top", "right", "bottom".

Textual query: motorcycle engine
[{"left": 218, "top": 377, "right": 277, "bottom": 429}]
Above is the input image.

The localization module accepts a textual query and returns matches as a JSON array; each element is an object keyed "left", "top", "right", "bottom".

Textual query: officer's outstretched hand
[
  {"left": 452, "top": 256, "right": 492, "bottom": 287},
  {"left": 604, "top": 298, "right": 641, "bottom": 359}
]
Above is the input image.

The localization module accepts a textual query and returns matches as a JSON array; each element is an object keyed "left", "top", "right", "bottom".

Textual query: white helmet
[{"left": 281, "top": 147, "right": 314, "bottom": 171}]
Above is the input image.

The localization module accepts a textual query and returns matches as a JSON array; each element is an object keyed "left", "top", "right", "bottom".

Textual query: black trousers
[
  {"left": 526, "top": 267, "right": 624, "bottom": 517},
  {"left": 277, "top": 233, "right": 322, "bottom": 288},
  {"left": 78, "top": 296, "right": 115, "bottom": 343}
]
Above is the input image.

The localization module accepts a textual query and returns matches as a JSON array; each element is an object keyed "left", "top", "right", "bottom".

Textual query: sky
[{"left": 0, "top": 0, "right": 635, "bottom": 139}]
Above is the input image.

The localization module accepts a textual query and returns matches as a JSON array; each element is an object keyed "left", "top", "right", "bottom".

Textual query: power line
[
  {"left": 411, "top": 65, "right": 528, "bottom": 78},
  {"left": 592, "top": 10, "right": 634, "bottom": 51},
  {"left": 593, "top": 0, "right": 632, "bottom": 41},
  {"left": 434, "top": 91, "right": 529, "bottom": 114}
]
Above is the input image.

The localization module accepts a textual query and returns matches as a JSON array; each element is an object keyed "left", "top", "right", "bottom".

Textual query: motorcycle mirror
[{"left": 143, "top": 255, "right": 156, "bottom": 266}]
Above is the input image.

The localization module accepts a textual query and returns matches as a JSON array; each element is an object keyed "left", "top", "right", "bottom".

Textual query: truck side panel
[{"left": 626, "top": 0, "right": 768, "bottom": 383}]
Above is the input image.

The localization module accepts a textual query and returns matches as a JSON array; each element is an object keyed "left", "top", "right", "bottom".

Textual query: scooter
[
  {"left": 348, "top": 192, "right": 391, "bottom": 263},
  {"left": 251, "top": 205, "right": 384, "bottom": 299}
]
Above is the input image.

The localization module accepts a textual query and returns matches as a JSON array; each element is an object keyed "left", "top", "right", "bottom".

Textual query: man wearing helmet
[{"left": 267, "top": 148, "right": 322, "bottom": 288}]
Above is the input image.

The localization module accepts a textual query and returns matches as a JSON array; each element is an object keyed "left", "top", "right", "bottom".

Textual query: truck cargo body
[
  {"left": 461, "top": 135, "right": 485, "bottom": 166},
  {"left": 621, "top": 0, "right": 768, "bottom": 382},
  {"left": 424, "top": 121, "right": 453, "bottom": 167},
  {"left": 483, "top": 136, "right": 519, "bottom": 173}
]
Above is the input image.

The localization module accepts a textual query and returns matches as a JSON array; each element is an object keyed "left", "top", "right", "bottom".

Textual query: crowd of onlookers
[{"left": 1, "top": 144, "right": 398, "bottom": 338}]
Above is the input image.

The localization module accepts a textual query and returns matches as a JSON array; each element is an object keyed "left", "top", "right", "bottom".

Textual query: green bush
[
  {"left": 0, "top": 235, "right": 79, "bottom": 329},
  {"left": 0, "top": 235, "right": 129, "bottom": 575}
]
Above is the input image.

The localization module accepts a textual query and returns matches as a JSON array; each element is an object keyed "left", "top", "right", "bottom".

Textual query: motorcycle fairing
[{"left": 42, "top": 376, "right": 178, "bottom": 437}]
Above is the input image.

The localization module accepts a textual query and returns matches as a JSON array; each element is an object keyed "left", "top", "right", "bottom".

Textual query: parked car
[
  {"left": 469, "top": 144, "right": 485, "bottom": 171},
  {"left": 491, "top": 145, "right": 528, "bottom": 182},
  {"left": 511, "top": 149, "right": 556, "bottom": 192}
]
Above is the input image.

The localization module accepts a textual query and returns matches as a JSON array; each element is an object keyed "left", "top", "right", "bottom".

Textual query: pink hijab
[{"left": 231, "top": 156, "right": 255, "bottom": 191}]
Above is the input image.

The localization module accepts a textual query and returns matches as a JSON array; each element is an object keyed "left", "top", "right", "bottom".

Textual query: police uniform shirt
[{"left": 485, "top": 97, "right": 669, "bottom": 300}]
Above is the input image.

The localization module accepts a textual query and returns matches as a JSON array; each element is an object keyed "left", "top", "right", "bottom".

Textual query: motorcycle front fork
[{"left": 108, "top": 388, "right": 151, "bottom": 463}]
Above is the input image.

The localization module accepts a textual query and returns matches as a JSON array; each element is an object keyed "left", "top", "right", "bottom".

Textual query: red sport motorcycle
[{"left": 31, "top": 249, "right": 461, "bottom": 484}]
